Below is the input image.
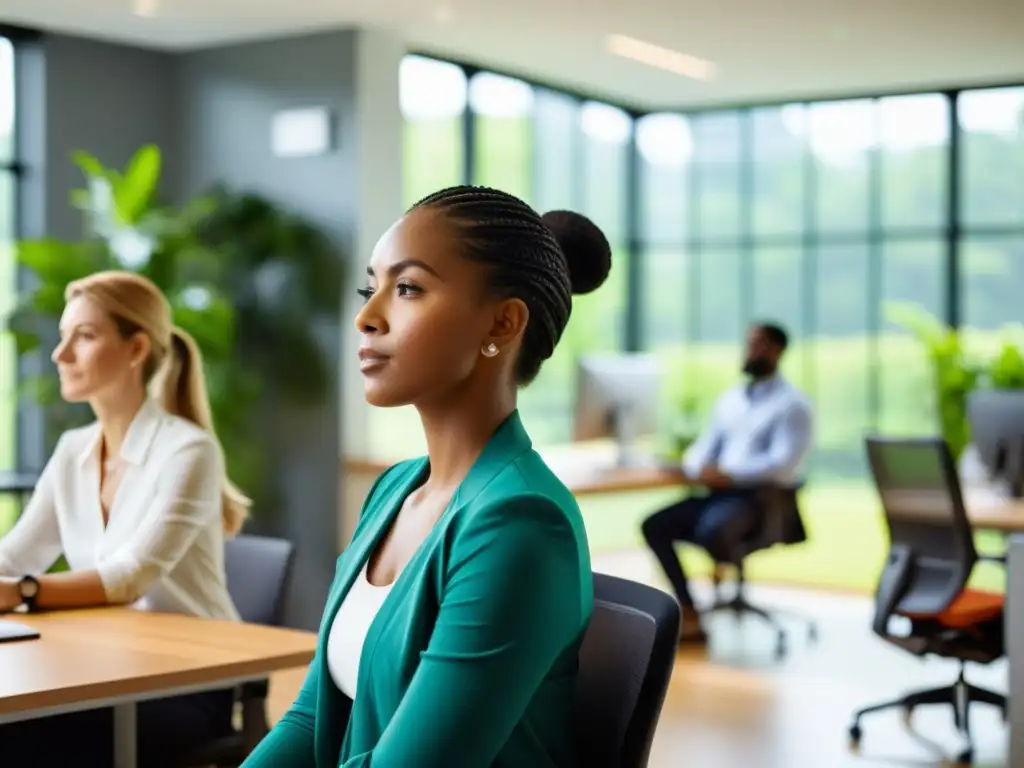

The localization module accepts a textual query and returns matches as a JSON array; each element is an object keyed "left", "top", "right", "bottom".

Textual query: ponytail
[{"left": 157, "top": 326, "right": 251, "bottom": 536}]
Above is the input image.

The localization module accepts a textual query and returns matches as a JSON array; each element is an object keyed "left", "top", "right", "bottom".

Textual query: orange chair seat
[{"left": 899, "top": 588, "right": 1004, "bottom": 629}]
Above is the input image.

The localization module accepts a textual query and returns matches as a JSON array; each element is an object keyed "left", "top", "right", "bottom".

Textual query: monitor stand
[
  {"left": 612, "top": 403, "right": 654, "bottom": 469},
  {"left": 0, "top": 618, "right": 40, "bottom": 643}
]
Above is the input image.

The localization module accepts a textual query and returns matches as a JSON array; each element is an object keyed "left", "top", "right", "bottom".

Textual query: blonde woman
[{"left": 0, "top": 270, "right": 249, "bottom": 766}]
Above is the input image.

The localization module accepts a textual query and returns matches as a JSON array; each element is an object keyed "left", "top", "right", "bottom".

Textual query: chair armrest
[{"left": 872, "top": 544, "right": 914, "bottom": 637}]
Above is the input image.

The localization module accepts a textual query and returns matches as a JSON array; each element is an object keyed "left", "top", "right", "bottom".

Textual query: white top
[
  {"left": 327, "top": 561, "right": 395, "bottom": 699},
  {"left": 0, "top": 399, "right": 239, "bottom": 621},
  {"left": 683, "top": 374, "right": 814, "bottom": 486}
]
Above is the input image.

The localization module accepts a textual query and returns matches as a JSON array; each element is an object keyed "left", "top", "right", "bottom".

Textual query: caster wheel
[
  {"left": 774, "top": 640, "right": 787, "bottom": 660},
  {"left": 900, "top": 706, "right": 913, "bottom": 727},
  {"left": 847, "top": 723, "right": 862, "bottom": 750},
  {"left": 954, "top": 747, "right": 973, "bottom": 765}
]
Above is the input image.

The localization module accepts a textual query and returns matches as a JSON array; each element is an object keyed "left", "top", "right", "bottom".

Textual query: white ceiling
[{"left": 3, "top": 0, "right": 1024, "bottom": 109}]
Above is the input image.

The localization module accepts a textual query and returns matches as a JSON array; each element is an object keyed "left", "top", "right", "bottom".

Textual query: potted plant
[
  {"left": 885, "top": 303, "right": 980, "bottom": 461},
  {"left": 4, "top": 144, "right": 344, "bottom": 515}
]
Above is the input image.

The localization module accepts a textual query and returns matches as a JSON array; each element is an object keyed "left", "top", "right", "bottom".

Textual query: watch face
[{"left": 20, "top": 578, "right": 38, "bottom": 599}]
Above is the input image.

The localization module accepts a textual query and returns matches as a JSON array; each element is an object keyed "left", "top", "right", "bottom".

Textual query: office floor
[{"left": 267, "top": 550, "right": 1009, "bottom": 768}]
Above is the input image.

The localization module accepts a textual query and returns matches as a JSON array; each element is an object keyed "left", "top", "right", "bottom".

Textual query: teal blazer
[{"left": 241, "top": 411, "right": 593, "bottom": 767}]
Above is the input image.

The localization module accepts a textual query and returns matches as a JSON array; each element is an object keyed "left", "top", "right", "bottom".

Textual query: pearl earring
[{"left": 482, "top": 342, "right": 499, "bottom": 358}]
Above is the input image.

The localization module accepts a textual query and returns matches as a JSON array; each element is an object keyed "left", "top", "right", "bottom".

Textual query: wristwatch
[{"left": 18, "top": 575, "right": 39, "bottom": 612}]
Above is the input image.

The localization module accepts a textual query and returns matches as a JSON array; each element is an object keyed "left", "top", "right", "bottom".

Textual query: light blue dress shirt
[{"left": 682, "top": 375, "right": 814, "bottom": 486}]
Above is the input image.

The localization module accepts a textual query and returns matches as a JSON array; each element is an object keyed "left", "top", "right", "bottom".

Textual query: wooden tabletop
[
  {"left": 345, "top": 453, "right": 1024, "bottom": 533},
  {"left": 0, "top": 608, "right": 317, "bottom": 718},
  {"left": 344, "top": 451, "right": 685, "bottom": 498},
  {"left": 963, "top": 490, "right": 1024, "bottom": 533}
]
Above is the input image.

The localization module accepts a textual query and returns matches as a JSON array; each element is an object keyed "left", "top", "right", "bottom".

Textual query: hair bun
[{"left": 541, "top": 210, "right": 612, "bottom": 296}]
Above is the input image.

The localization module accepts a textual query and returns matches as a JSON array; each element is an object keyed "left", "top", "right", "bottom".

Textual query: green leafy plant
[
  {"left": 885, "top": 302, "right": 981, "bottom": 461},
  {"left": 985, "top": 336, "right": 1024, "bottom": 389},
  {"left": 886, "top": 303, "right": 1024, "bottom": 461},
  {"left": 4, "top": 144, "right": 343, "bottom": 514}
]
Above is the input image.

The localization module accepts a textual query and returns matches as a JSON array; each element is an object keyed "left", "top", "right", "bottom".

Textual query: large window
[
  {"left": 397, "top": 54, "right": 1024, "bottom": 588},
  {"left": 1, "top": 36, "right": 16, "bottom": 477},
  {"left": 396, "top": 55, "right": 1024, "bottom": 468},
  {"left": 0, "top": 35, "right": 17, "bottom": 538}
]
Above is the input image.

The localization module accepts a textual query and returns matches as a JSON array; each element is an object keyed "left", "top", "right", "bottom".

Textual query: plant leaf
[
  {"left": 71, "top": 150, "right": 106, "bottom": 179},
  {"left": 114, "top": 144, "right": 161, "bottom": 225}
]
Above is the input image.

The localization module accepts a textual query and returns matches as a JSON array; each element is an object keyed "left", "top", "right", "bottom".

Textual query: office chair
[
  {"left": 182, "top": 534, "right": 296, "bottom": 768},
  {"left": 848, "top": 437, "right": 1007, "bottom": 766},
  {"left": 703, "top": 484, "right": 818, "bottom": 660},
  {"left": 575, "top": 572, "right": 681, "bottom": 768}
]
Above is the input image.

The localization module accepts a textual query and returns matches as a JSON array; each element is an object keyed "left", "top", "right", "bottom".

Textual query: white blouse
[
  {"left": 327, "top": 562, "right": 395, "bottom": 699},
  {"left": 0, "top": 399, "right": 239, "bottom": 622}
]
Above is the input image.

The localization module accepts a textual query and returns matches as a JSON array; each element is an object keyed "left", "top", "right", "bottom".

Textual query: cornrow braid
[{"left": 411, "top": 186, "right": 575, "bottom": 385}]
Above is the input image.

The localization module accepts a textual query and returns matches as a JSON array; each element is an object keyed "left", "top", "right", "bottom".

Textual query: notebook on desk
[{"left": 0, "top": 618, "right": 40, "bottom": 643}]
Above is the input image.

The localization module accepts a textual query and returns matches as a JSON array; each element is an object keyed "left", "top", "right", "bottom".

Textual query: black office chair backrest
[
  {"left": 574, "top": 572, "right": 680, "bottom": 768},
  {"left": 224, "top": 534, "right": 296, "bottom": 626},
  {"left": 865, "top": 436, "right": 976, "bottom": 618}
]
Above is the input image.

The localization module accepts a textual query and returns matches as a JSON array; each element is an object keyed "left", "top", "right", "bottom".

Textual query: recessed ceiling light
[{"left": 605, "top": 34, "right": 715, "bottom": 81}]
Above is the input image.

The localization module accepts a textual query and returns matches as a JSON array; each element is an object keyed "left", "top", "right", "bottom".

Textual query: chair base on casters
[
  {"left": 847, "top": 664, "right": 1007, "bottom": 766},
  {"left": 706, "top": 566, "right": 819, "bottom": 660}
]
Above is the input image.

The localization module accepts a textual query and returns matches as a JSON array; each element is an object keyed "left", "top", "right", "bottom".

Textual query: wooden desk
[
  {"left": 0, "top": 608, "right": 317, "bottom": 768},
  {"left": 963, "top": 491, "right": 1024, "bottom": 533},
  {"left": 345, "top": 456, "right": 1024, "bottom": 533},
  {"left": 344, "top": 455, "right": 685, "bottom": 498}
]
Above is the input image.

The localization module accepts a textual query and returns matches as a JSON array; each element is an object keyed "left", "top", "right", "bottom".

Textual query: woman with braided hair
[{"left": 243, "top": 186, "right": 613, "bottom": 768}]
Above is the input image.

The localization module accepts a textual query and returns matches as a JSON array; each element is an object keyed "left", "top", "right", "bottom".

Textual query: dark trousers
[
  {"left": 0, "top": 688, "right": 235, "bottom": 768},
  {"left": 641, "top": 490, "right": 760, "bottom": 610}
]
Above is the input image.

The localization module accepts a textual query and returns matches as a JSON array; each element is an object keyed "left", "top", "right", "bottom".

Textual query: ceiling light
[{"left": 605, "top": 34, "right": 715, "bottom": 81}]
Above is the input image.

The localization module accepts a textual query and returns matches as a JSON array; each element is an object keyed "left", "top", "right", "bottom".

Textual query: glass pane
[
  {"left": 400, "top": 56, "right": 466, "bottom": 207},
  {"left": 960, "top": 236, "right": 1024, "bottom": 349},
  {"left": 641, "top": 248, "right": 690, "bottom": 349},
  {"left": 0, "top": 171, "right": 13, "bottom": 474},
  {"left": 0, "top": 38, "right": 12, "bottom": 164},
  {"left": 752, "top": 246, "right": 807, "bottom": 389},
  {"left": 959, "top": 87, "right": 1024, "bottom": 229},
  {"left": 520, "top": 246, "right": 628, "bottom": 446},
  {"left": 580, "top": 101, "right": 630, "bottom": 243},
  {"left": 521, "top": 101, "right": 631, "bottom": 446},
  {"left": 692, "top": 112, "right": 741, "bottom": 243},
  {"left": 470, "top": 72, "right": 533, "bottom": 201},
  {"left": 814, "top": 244, "right": 870, "bottom": 477},
  {"left": 752, "top": 106, "right": 806, "bottom": 237},
  {"left": 637, "top": 113, "right": 691, "bottom": 246},
  {"left": 878, "top": 240, "right": 946, "bottom": 436},
  {"left": 691, "top": 248, "right": 742, "bottom": 407},
  {"left": 879, "top": 94, "right": 949, "bottom": 231},
  {"left": 533, "top": 89, "right": 579, "bottom": 212},
  {"left": 638, "top": 247, "right": 691, "bottom": 437},
  {"left": 808, "top": 100, "right": 872, "bottom": 234}
]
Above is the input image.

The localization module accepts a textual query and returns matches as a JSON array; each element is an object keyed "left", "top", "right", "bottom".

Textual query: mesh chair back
[
  {"left": 575, "top": 573, "right": 680, "bottom": 768},
  {"left": 865, "top": 437, "right": 976, "bottom": 616},
  {"left": 224, "top": 534, "right": 296, "bottom": 626}
]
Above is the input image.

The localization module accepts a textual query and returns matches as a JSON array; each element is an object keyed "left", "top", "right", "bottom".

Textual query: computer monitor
[
  {"left": 573, "top": 353, "right": 660, "bottom": 467},
  {"left": 967, "top": 389, "right": 1024, "bottom": 498}
]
